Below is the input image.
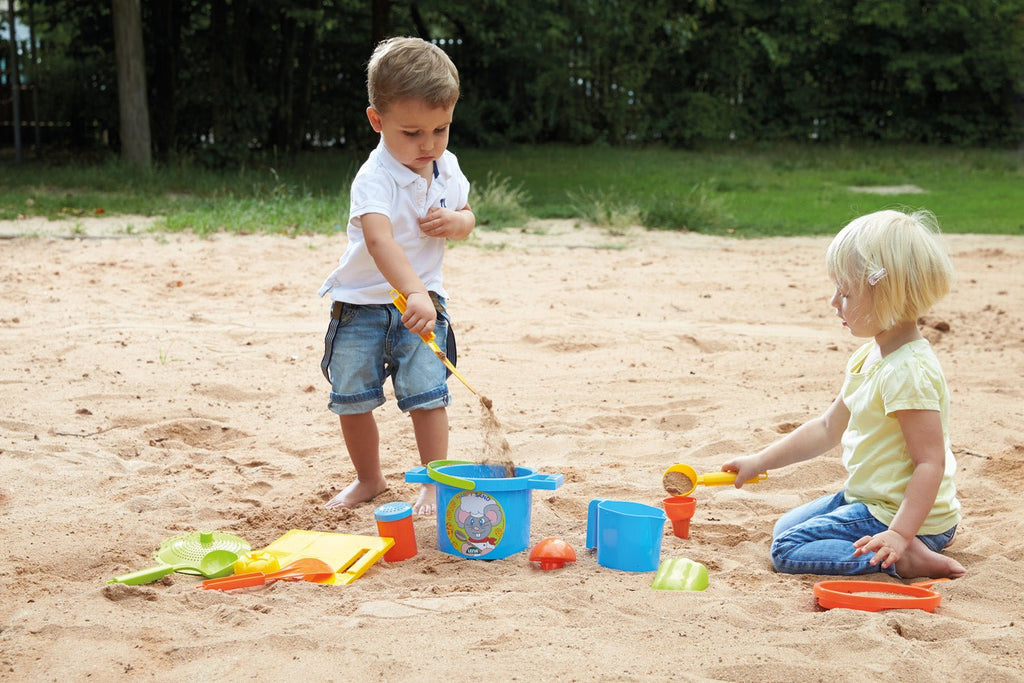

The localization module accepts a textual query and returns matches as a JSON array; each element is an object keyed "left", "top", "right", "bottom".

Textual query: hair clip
[{"left": 868, "top": 267, "right": 887, "bottom": 286}]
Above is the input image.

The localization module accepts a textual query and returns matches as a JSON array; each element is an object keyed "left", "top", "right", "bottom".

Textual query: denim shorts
[
  {"left": 770, "top": 490, "right": 957, "bottom": 578},
  {"left": 320, "top": 296, "right": 452, "bottom": 415}
]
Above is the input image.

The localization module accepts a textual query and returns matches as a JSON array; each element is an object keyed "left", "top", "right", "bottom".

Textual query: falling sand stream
[{"left": 477, "top": 395, "right": 516, "bottom": 477}]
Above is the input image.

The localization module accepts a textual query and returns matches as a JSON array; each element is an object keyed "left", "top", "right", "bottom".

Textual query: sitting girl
[{"left": 723, "top": 209, "right": 965, "bottom": 580}]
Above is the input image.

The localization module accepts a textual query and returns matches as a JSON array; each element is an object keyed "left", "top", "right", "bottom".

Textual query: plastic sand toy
[
  {"left": 663, "top": 496, "right": 697, "bottom": 539},
  {"left": 663, "top": 463, "right": 767, "bottom": 497},
  {"left": 529, "top": 538, "right": 576, "bottom": 570},
  {"left": 651, "top": 557, "right": 709, "bottom": 591},
  {"left": 813, "top": 579, "right": 947, "bottom": 612}
]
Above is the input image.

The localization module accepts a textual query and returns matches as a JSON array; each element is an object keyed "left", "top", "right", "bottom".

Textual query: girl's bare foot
[
  {"left": 412, "top": 484, "right": 436, "bottom": 515},
  {"left": 895, "top": 538, "right": 966, "bottom": 579},
  {"left": 324, "top": 477, "right": 388, "bottom": 510}
]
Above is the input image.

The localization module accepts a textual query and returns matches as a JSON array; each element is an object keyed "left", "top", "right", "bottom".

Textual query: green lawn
[
  {"left": 457, "top": 144, "right": 1023, "bottom": 235},
  {"left": 1, "top": 144, "right": 1020, "bottom": 236}
]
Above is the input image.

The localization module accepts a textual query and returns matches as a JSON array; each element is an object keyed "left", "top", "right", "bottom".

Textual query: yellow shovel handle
[
  {"left": 696, "top": 473, "right": 770, "bottom": 489},
  {"left": 696, "top": 471, "right": 738, "bottom": 487},
  {"left": 697, "top": 471, "right": 768, "bottom": 487},
  {"left": 389, "top": 289, "right": 436, "bottom": 344},
  {"left": 390, "top": 289, "right": 479, "bottom": 395}
]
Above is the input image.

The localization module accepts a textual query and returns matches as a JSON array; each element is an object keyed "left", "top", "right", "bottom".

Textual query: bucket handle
[
  {"left": 527, "top": 473, "right": 564, "bottom": 490},
  {"left": 412, "top": 464, "right": 564, "bottom": 492},
  {"left": 426, "top": 459, "right": 475, "bottom": 490},
  {"left": 405, "top": 466, "right": 430, "bottom": 484}
]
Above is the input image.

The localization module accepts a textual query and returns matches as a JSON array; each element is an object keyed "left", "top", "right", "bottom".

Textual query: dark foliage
[{"left": 11, "top": 0, "right": 1023, "bottom": 166}]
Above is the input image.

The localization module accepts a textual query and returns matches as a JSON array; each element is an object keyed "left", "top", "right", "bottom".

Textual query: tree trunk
[
  {"left": 271, "top": 8, "right": 298, "bottom": 152},
  {"left": 371, "top": 0, "right": 389, "bottom": 46},
  {"left": 290, "top": 19, "right": 317, "bottom": 152},
  {"left": 149, "top": 0, "right": 180, "bottom": 162},
  {"left": 112, "top": 0, "right": 151, "bottom": 168},
  {"left": 28, "top": 0, "right": 41, "bottom": 157},
  {"left": 6, "top": 0, "right": 21, "bottom": 162}
]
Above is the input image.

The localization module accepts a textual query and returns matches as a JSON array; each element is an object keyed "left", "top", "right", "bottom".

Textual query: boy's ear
[{"left": 366, "top": 107, "right": 383, "bottom": 132}]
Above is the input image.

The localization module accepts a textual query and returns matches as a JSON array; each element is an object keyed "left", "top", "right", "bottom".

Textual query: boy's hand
[
  {"left": 419, "top": 207, "right": 473, "bottom": 240},
  {"left": 401, "top": 291, "right": 436, "bottom": 336}
]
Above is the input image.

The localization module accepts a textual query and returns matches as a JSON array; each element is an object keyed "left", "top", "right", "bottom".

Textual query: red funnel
[{"left": 663, "top": 496, "right": 696, "bottom": 539}]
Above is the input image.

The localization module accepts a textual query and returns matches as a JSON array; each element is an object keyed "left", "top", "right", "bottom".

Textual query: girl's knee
[{"left": 769, "top": 536, "right": 792, "bottom": 571}]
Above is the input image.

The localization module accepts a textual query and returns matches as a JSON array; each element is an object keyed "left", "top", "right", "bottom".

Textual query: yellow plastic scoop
[
  {"left": 390, "top": 289, "right": 478, "bottom": 395},
  {"left": 663, "top": 463, "right": 767, "bottom": 497}
]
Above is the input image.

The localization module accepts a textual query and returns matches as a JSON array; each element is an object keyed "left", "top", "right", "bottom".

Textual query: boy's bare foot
[
  {"left": 324, "top": 478, "right": 388, "bottom": 510},
  {"left": 412, "top": 484, "right": 436, "bottom": 515},
  {"left": 895, "top": 538, "right": 966, "bottom": 579}
]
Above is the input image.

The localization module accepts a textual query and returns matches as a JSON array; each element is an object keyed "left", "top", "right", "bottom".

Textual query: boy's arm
[
  {"left": 419, "top": 203, "right": 475, "bottom": 241},
  {"left": 361, "top": 212, "right": 436, "bottom": 336}
]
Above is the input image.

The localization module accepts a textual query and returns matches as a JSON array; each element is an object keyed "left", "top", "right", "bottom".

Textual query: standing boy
[{"left": 318, "top": 37, "right": 475, "bottom": 514}]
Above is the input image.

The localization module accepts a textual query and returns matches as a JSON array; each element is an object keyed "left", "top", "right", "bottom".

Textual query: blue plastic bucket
[
  {"left": 406, "top": 463, "right": 563, "bottom": 559},
  {"left": 585, "top": 499, "right": 666, "bottom": 572}
]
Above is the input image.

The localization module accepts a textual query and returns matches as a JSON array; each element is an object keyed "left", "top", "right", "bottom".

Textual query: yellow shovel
[
  {"left": 663, "top": 463, "right": 767, "bottom": 497},
  {"left": 390, "top": 289, "right": 478, "bottom": 395}
]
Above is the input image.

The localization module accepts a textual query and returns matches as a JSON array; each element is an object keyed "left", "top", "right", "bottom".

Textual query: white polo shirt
[{"left": 318, "top": 138, "right": 471, "bottom": 304}]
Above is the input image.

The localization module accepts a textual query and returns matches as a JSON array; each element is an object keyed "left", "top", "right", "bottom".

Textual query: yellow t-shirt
[{"left": 840, "top": 339, "right": 961, "bottom": 534}]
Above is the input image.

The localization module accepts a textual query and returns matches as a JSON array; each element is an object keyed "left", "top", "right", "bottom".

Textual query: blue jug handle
[{"left": 585, "top": 498, "right": 607, "bottom": 550}]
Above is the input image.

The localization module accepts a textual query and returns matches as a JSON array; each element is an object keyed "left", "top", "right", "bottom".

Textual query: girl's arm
[
  {"left": 722, "top": 394, "right": 850, "bottom": 486},
  {"left": 362, "top": 213, "right": 436, "bottom": 336},
  {"left": 852, "top": 409, "right": 946, "bottom": 568}
]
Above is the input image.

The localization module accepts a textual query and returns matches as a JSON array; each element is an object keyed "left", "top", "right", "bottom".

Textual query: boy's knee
[{"left": 409, "top": 405, "right": 445, "bottom": 415}]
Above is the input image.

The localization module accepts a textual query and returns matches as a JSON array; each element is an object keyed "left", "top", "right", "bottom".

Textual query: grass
[
  {"left": 1, "top": 144, "right": 1020, "bottom": 236},
  {"left": 457, "top": 144, "right": 1024, "bottom": 235}
]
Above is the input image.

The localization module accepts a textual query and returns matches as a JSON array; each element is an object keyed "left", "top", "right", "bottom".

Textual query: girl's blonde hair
[
  {"left": 826, "top": 209, "right": 954, "bottom": 329},
  {"left": 367, "top": 37, "right": 460, "bottom": 113}
]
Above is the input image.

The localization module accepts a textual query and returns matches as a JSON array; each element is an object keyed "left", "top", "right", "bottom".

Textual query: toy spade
[
  {"left": 197, "top": 558, "right": 335, "bottom": 591},
  {"left": 109, "top": 549, "right": 240, "bottom": 585},
  {"left": 663, "top": 463, "right": 767, "bottom": 497},
  {"left": 108, "top": 530, "right": 251, "bottom": 585}
]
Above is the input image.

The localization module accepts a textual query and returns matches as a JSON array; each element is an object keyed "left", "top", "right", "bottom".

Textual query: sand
[{"left": 1, "top": 216, "right": 1022, "bottom": 681}]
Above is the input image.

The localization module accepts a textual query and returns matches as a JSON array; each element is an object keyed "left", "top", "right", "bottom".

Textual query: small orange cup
[
  {"left": 374, "top": 502, "right": 418, "bottom": 562},
  {"left": 663, "top": 496, "right": 697, "bottom": 539}
]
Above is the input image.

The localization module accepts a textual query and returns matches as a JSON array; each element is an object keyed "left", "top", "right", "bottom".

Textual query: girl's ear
[{"left": 366, "top": 107, "right": 383, "bottom": 133}]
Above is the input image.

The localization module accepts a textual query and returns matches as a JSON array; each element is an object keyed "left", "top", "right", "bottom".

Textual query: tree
[
  {"left": 6, "top": 0, "right": 21, "bottom": 162},
  {"left": 23, "top": 0, "right": 1024, "bottom": 160},
  {"left": 148, "top": 0, "right": 181, "bottom": 162},
  {"left": 111, "top": 0, "right": 151, "bottom": 168}
]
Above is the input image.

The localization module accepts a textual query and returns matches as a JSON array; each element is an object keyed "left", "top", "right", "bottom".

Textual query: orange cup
[
  {"left": 374, "top": 502, "right": 418, "bottom": 561},
  {"left": 663, "top": 496, "right": 697, "bottom": 539}
]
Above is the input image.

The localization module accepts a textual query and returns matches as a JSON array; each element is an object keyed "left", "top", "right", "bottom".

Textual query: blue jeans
[
  {"left": 770, "top": 491, "right": 957, "bottom": 577},
  {"left": 323, "top": 299, "right": 451, "bottom": 415}
]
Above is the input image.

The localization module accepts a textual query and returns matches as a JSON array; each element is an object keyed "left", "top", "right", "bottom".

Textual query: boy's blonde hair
[
  {"left": 367, "top": 37, "right": 460, "bottom": 113},
  {"left": 826, "top": 209, "right": 954, "bottom": 329}
]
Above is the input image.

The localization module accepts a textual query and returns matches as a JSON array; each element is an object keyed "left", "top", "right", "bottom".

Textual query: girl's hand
[
  {"left": 419, "top": 207, "right": 472, "bottom": 240},
  {"left": 721, "top": 455, "right": 763, "bottom": 489},
  {"left": 853, "top": 530, "right": 910, "bottom": 569},
  {"left": 401, "top": 291, "right": 436, "bottom": 337}
]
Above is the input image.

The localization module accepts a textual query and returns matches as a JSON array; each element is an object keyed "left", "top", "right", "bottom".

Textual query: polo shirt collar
[{"left": 375, "top": 137, "right": 441, "bottom": 187}]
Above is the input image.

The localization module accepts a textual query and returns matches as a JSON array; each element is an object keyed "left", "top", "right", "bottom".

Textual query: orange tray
[{"left": 813, "top": 579, "right": 947, "bottom": 612}]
